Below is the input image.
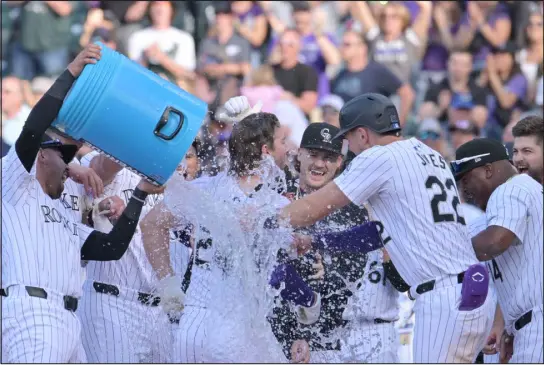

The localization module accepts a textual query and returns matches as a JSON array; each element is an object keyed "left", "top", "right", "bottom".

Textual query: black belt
[
  {"left": 409, "top": 272, "right": 465, "bottom": 300},
  {"left": 514, "top": 310, "right": 532, "bottom": 331},
  {"left": 374, "top": 318, "right": 392, "bottom": 324},
  {"left": 92, "top": 282, "right": 161, "bottom": 307},
  {"left": 1, "top": 286, "right": 78, "bottom": 312}
]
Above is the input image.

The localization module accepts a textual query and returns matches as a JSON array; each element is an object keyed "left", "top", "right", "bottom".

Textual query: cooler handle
[{"left": 154, "top": 106, "right": 185, "bottom": 141}]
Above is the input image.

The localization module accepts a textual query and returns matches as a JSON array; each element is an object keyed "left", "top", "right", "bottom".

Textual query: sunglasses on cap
[
  {"left": 449, "top": 153, "right": 490, "bottom": 175},
  {"left": 418, "top": 131, "right": 441, "bottom": 141}
]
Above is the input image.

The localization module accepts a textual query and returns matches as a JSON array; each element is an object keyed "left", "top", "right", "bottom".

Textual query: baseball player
[
  {"left": 453, "top": 138, "right": 543, "bottom": 363},
  {"left": 275, "top": 93, "right": 495, "bottom": 363},
  {"left": 268, "top": 123, "right": 369, "bottom": 363},
  {"left": 2, "top": 44, "right": 158, "bottom": 363},
  {"left": 512, "top": 114, "right": 543, "bottom": 184},
  {"left": 142, "top": 106, "right": 323, "bottom": 363},
  {"left": 77, "top": 149, "right": 176, "bottom": 363}
]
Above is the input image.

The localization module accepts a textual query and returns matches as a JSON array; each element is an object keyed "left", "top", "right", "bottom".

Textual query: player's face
[
  {"left": 344, "top": 128, "right": 366, "bottom": 155},
  {"left": 42, "top": 149, "right": 68, "bottom": 199},
  {"left": 298, "top": 148, "right": 342, "bottom": 191},
  {"left": 459, "top": 166, "right": 493, "bottom": 210},
  {"left": 268, "top": 126, "right": 289, "bottom": 169},
  {"left": 513, "top": 136, "right": 543, "bottom": 183},
  {"left": 183, "top": 145, "right": 200, "bottom": 181}
]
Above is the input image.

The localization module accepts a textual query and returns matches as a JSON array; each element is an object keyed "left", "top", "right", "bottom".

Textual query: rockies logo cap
[{"left": 300, "top": 123, "right": 343, "bottom": 155}]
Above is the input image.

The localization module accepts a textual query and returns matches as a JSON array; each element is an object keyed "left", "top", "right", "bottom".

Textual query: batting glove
[
  {"left": 217, "top": 96, "right": 263, "bottom": 124},
  {"left": 155, "top": 276, "right": 185, "bottom": 315}
]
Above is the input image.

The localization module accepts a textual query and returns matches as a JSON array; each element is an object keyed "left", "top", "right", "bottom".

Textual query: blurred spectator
[
  {"left": 79, "top": 7, "right": 117, "bottom": 49},
  {"left": 268, "top": 1, "right": 341, "bottom": 100},
  {"left": 197, "top": 2, "right": 251, "bottom": 88},
  {"left": 271, "top": 29, "right": 318, "bottom": 116},
  {"left": 516, "top": 10, "right": 543, "bottom": 104},
  {"left": 331, "top": 30, "right": 414, "bottom": 125},
  {"left": 21, "top": 76, "right": 54, "bottom": 108},
  {"left": 421, "top": 50, "right": 488, "bottom": 128},
  {"left": 453, "top": 1, "right": 512, "bottom": 71},
  {"left": 1, "top": 76, "right": 31, "bottom": 155},
  {"left": 479, "top": 42, "right": 528, "bottom": 140},
  {"left": 240, "top": 65, "right": 283, "bottom": 113},
  {"left": 8, "top": 1, "right": 74, "bottom": 80},
  {"left": 99, "top": 1, "right": 149, "bottom": 56},
  {"left": 258, "top": 1, "right": 294, "bottom": 36},
  {"left": 318, "top": 94, "right": 344, "bottom": 128},
  {"left": 421, "top": 1, "right": 462, "bottom": 74},
  {"left": 231, "top": 1, "right": 268, "bottom": 67},
  {"left": 128, "top": 1, "right": 196, "bottom": 83},
  {"left": 351, "top": 1, "right": 432, "bottom": 84},
  {"left": 416, "top": 117, "right": 453, "bottom": 161},
  {"left": 448, "top": 119, "right": 480, "bottom": 150}
]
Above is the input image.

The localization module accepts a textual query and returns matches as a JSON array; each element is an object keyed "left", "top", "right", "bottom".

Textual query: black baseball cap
[
  {"left": 40, "top": 135, "right": 78, "bottom": 164},
  {"left": 334, "top": 93, "right": 401, "bottom": 139},
  {"left": 300, "top": 123, "right": 343, "bottom": 155},
  {"left": 451, "top": 138, "right": 510, "bottom": 180}
]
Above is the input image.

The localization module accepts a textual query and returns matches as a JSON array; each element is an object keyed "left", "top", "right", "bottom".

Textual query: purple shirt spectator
[
  {"left": 236, "top": 3, "right": 264, "bottom": 51},
  {"left": 486, "top": 73, "right": 528, "bottom": 137},
  {"left": 269, "top": 33, "right": 338, "bottom": 100},
  {"left": 422, "top": 22, "right": 461, "bottom": 72},
  {"left": 460, "top": 3, "right": 511, "bottom": 70}
]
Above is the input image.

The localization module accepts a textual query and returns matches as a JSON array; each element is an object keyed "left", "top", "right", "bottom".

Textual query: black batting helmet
[{"left": 334, "top": 93, "right": 401, "bottom": 139}]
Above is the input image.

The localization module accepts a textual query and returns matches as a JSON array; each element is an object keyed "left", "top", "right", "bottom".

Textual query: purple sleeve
[
  {"left": 326, "top": 32, "right": 338, "bottom": 46},
  {"left": 506, "top": 74, "right": 528, "bottom": 101},
  {"left": 267, "top": 35, "right": 279, "bottom": 56},
  {"left": 251, "top": 4, "right": 264, "bottom": 17}
]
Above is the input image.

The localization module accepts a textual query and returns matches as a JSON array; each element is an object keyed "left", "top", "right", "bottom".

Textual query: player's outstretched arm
[
  {"left": 140, "top": 201, "right": 176, "bottom": 280},
  {"left": 279, "top": 181, "right": 351, "bottom": 229},
  {"left": 80, "top": 179, "right": 162, "bottom": 261},
  {"left": 14, "top": 44, "right": 101, "bottom": 172}
]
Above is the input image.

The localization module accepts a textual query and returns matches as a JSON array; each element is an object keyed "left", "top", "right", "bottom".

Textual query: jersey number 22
[{"left": 425, "top": 176, "right": 466, "bottom": 225}]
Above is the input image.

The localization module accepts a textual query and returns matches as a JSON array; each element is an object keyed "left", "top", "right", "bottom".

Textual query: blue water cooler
[{"left": 53, "top": 42, "right": 208, "bottom": 186}]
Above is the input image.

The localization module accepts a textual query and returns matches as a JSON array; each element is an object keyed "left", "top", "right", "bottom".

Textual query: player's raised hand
[
  {"left": 217, "top": 96, "right": 263, "bottom": 124},
  {"left": 290, "top": 339, "right": 310, "bottom": 363},
  {"left": 67, "top": 163, "right": 104, "bottom": 198},
  {"left": 292, "top": 233, "right": 312, "bottom": 256},
  {"left": 67, "top": 43, "right": 102, "bottom": 78}
]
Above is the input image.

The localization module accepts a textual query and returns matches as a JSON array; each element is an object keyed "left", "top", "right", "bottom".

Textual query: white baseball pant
[
  {"left": 411, "top": 276, "right": 495, "bottom": 363},
  {"left": 78, "top": 284, "right": 172, "bottom": 363},
  {"left": 509, "top": 306, "right": 543, "bottom": 363},
  {"left": 340, "top": 321, "right": 399, "bottom": 363},
  {"left": 172, "top": 305, "right": 208, "bottom": 363},
  {"left": 2, "top": 285, "right": 86, "bottom": 363}
]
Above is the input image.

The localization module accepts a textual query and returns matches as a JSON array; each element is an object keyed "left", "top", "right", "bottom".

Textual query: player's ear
[
  {"left": 261, "top": 143, "right": 270, "bottom": 156},
  {"left": 484, "top": 163, "right": 493, "bottom": 179}
]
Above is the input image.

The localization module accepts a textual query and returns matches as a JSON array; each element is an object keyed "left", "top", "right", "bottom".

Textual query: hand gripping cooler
[{"left": 53, "top": 42, "right": 208, "bottom": 186}]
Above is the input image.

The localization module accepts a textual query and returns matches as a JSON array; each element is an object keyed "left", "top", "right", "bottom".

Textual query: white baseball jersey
[
  {"left": 1, "top": 148, "right": 93, "bottom": 297},
  {"left": 345, "top": 249, "right": 399, "bottom": 323},
  {"left": 335, "top": 138, "right": 478, "bottom": 286},
  {"left": 483, "top": 174, "right": 543, "bottom": 331},
  {"left": 80, "top": 152, "right": 163, "bottom": 293}
]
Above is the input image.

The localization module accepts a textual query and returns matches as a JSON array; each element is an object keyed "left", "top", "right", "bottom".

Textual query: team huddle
[{"left": 2, "top": 44, "right": 543, "bottom": 364}]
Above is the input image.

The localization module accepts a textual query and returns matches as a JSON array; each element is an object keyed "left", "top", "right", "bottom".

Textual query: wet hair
[
  {"left": 512, "top": 115, "right": 544, "bottom": 145},
  {"left": 228, "top": 112, "right": 279, "bottom": 176}
]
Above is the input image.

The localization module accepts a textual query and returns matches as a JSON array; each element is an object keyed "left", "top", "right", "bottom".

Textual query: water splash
[{"left": 163, "top": 166, "right": 292, "bottom": 362}]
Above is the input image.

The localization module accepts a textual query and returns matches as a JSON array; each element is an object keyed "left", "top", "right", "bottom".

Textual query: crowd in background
[{"left": 2, "top": 0, "right": 543, "bottom": 173}]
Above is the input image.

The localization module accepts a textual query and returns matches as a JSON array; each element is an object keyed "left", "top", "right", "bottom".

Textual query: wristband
[{"left": 132, "top": 188, "right": 148, "bottom": 203}]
